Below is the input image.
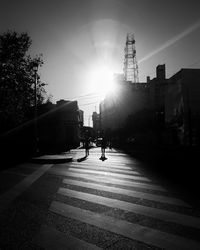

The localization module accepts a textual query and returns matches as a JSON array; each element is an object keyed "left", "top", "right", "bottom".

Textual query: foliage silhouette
[{"left": 0, "top": 31, "right": 46, "bottom": 133}]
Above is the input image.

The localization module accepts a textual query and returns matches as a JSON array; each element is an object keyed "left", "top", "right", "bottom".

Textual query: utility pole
[
  {"left": 123, "top": 33, "right": 139, "bottom": 83},
  {"left": 32, "top": 61, "right": 39, "bottom": 155}
]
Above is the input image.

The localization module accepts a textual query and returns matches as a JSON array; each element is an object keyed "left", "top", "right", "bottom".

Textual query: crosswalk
[{"left": 35, "top": 150, "right": 200, "bottom": 249}]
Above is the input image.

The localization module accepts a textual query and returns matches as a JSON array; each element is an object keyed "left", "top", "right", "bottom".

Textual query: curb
[{"left": 30, "top": 157, "right": 73, "bottom": 164}]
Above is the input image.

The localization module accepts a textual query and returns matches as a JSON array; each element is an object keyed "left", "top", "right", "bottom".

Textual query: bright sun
[{"left": 89, "top": 66, "right": 115, "bottom": 99}]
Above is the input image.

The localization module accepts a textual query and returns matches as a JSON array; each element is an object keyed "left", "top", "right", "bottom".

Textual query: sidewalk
[
  {"left": 30, "top": 146, "right": 124, "bottom": 165},
  {"left": 30, "top": 148, "right": 89, "bottom": 164},
  {"left": 31, "top": 152, "right": 73, "bottom": 164}
]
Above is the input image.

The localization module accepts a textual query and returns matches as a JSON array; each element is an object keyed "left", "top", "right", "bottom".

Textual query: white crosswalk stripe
[
  {"left": 62, "top": 178, "right": 190, "bottom": 207},
  {"left": 58, "top": 187, "right": 199, "bottom": 228},
  {"left": 50, "top": 168, "right": 166, "bottom": 191},
  {"left": 37, "top": 151, "right": 200, "bottom": 250},
  {"left": 50, "top": 201, "right": 200, "bottom": 250},
  {"left": 67, "top": 167, "right": 150, "bottom": 181},
  {"left": 69, "top": 165, "right": 140, "bottom": 175},
  {"left": 70, "top": 161, "right": 136, "bottom": 171}
]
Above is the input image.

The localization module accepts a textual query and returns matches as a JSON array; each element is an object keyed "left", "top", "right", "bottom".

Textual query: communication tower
[{"left": 123, "top": 33, "right": 139, "bottom": 83}]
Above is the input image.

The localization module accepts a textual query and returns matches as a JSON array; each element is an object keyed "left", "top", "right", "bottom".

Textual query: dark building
[
  {"left": 99, "top": 64, "right": 200, "bottom": 147},
  {"left": 100, "top": 76, "right": 149, "bottom": 132},
  {"left": 148, "top": 64, "right": 167, "bottom": 113},
  {"left": 99, "top": 75, "right": 149, "bottom": 146},
  {"left": 0, "top": 99, "right": 81, "bottom": 167},
  {"left": 148, "top": 64, "right": 168, "bottom": 144},
  {"left": 37, "top": 99, "right": 81, "bottom": 153},
  {"left": 92, "top": 111, "right": 101, "bottom": 138},
  {"left": 79, "top": 109, "right": 84, "bottom": 127},
  {"left": 165, "top": 69, "right": 200, "bottom": 146}
]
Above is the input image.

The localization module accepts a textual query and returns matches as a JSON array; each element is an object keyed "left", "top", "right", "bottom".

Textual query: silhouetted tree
[{"left": 0, "top": 31, "right": 46, "bottom": 132}]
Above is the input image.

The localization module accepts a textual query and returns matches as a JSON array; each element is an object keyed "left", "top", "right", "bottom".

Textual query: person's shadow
[
  {"left": 77, "top": 156, "right": 87, "bottom": 162},
  {"left": 99, "top": 155, "right": 108, "bottom": 161}
]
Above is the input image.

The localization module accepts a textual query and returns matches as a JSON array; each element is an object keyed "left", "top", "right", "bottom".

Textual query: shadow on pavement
[
  {"left": 77, "top": 156, "right": 88, "bottom": 162},
  {"left": 121, "top": 146, "right": 200, "bottom": 207},
  {"left": 30, "top": 157, "right": 73, "bottom": 164}
]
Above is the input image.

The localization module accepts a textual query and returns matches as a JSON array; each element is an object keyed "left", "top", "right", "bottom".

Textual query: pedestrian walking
[
  {"left": 84, "top": 137, "right": 90, "bottom": 157},
  {"left": 100, "top": 136, "right": 107, "bottom": 160}
]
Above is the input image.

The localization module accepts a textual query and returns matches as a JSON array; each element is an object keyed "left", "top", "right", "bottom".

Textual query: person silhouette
[
  {"left": 84, "top": 137, "right": 90, "bottom": 157},
  {"left": 100, "top": 136, "right": 107, "bottom": 160}
]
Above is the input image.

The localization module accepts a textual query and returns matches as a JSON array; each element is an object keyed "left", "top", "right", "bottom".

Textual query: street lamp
[{"left": 32, "top": 61, "right": 39, "bottom": 155}]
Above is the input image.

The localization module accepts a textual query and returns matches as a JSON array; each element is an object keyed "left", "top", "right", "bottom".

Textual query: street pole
[{"left": 32, "top": 62, "right": 39, "bottom": 155}]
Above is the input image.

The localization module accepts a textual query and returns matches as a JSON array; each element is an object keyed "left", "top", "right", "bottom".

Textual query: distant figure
[
  {"left": 109, "top": 139, "right": 112, "bottom": 150},
  {"left": 100, "top": 136, "right": 107, "bottom": 160},
  {"left": 84, "top": 138, "right": 90, "bottom": 157}
]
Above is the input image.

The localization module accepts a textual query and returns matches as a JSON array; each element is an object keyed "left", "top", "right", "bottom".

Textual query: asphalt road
[{"left": 0, "top": 148, "right": 200, "bottom": 249}]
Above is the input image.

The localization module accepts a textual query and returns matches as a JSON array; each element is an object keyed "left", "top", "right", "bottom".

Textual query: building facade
[
  {"left": 165, "top": 69, "right": 200, "bottom": 146},
  {"left": 100, "top": 77, "right": 149, "bottom": 132},
  {"left": 99, "top": 64, "right": 200, "bottom": 147},
  {"left": 37, "top": 99, "right": 81, "bottom": 153},
  {"left": 92, "top": 111, "right": 101, "bottom": 138}
]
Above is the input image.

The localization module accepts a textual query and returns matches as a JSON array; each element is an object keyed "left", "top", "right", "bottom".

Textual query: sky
[{"left": 0, "top": 0, "right": 200, "bottom": 126}]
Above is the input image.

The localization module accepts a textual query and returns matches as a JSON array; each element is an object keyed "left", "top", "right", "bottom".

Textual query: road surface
[{"left": 0, "top": 148, "right": 200, "bottom": 249}]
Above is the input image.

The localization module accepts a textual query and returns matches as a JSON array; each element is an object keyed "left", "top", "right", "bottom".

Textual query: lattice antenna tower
[{"left": 123, "top": 33, "right": 139, "bottom": 83}]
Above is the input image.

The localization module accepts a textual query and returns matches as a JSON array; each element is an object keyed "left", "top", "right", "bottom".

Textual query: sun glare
[{"left": 89, "top": 66, "right": 115, "bottom": 99}]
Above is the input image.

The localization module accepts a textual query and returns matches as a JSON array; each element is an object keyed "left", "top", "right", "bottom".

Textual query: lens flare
[{"left": 88, "top": 65, "right": 115, "bottom": 99}]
